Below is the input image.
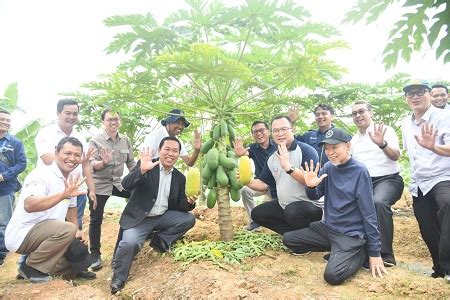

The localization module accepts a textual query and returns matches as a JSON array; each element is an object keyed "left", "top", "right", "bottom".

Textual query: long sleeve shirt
[{"left": 0, "top": 133, "right": 27, "bottom": 196}]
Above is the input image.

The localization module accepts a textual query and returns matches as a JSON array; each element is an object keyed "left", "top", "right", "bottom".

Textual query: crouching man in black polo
[{"left": 110, "top": 137, "right": 197, "bottom": 294}]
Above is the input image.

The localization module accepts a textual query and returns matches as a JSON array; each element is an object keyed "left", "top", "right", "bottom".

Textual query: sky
[{"left": 1, "top": 0, "right": 449, "bottom": 131}]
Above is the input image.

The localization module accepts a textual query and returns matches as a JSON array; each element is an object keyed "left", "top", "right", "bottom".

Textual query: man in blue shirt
[
  {"left": 283, "top": 128, "right": 387, "bottom": 285},
  {"left": 0, "top": 109, "right": 27, "bottom": 266}
]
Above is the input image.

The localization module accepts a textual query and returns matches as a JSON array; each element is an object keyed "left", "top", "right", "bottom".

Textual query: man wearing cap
[
  {"left": 430, "top": 84, "right": 449, "bottom": 110},
  {"left": 350, "top": 101, "right": 404, "bottom": 267},
  {"left": 401, "top": 80, "right": 450, "bottom": 283},
  {"left": 0, "top": 110, "right": 27, "bottom": 266},
  {"left": 110, "top": 137, "right": 196, "bottom": 294},
  {"left": 5, "top": 137, "right": 95, "bottom": 283},
  {"left": 143, "top": 109, "right": 201, "bottom": 167},
  {"left": 283, "top": 128, "right": 387, "bottom": 285},
  {"left": 247, "top": 116, "right": 322, "bottom": 237},
  {"left": 88, "top": 108, "right": 136, "bottom": 271}
]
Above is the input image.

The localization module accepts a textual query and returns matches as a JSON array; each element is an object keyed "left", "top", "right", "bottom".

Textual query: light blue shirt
[
  {"left": 148, "top": 165, "right": 173, "bottom": 216},
  {"left": 402, "top": 106, "right": 450, "bottom": 196}
]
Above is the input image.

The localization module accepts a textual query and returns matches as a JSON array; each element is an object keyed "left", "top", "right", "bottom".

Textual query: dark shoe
[
  {"left": 382, "top": 253, "right": 396, "bottom": 267},
  {"left": 110, "top": 274, "right": 125, "bottom": 294},
  {"left": 323, "top": 253, "right": 330, "bottom": 262},
  {"left": 245, "top": 222, "right": 261, "bottom": 232},
  {"left": 90, "top": 254, "right": 102, "bottom": 271},
  {"left": 76, "top": 270, "right": 96, "bottom": 279},
  {"left": 361, "top": 260, "right": 370, "bottom": 271},
  {"left": 18, "top": 263, "right": 52, "bottom": 283},
  {"left": 431, "top": 271, "right": 444, "bottom": 278},
  {"left": 0, "top": 257, "right": 4, "bottom": 266},
  {"left": 16, "top": 274, "right": 24, "bottom": 280},
  {"left": 150, "top": 236, "right": 168, "bottom": 253}
]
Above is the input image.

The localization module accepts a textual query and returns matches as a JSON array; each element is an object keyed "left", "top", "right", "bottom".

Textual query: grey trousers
[
  {"left": 17, "top": 220, "right": 77, "bottom": 275},
  {"left": 241, "top": 186, "right": 271, "bottom": 223},
  {"left": 283, "top": 221, "right": 366, "bottom": 285},
  {"left": 113, "top": 210, "right": 195, "bottom": 282},
  {"left": 372, "top": 173, "right": 404, "bottom": 256}
]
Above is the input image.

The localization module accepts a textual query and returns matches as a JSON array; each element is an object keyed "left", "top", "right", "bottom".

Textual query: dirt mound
[{"left": 1, "top": 205, "right": 449, "bottom": 299}]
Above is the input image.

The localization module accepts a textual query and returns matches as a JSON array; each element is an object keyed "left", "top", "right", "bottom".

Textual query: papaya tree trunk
[{"left": 217, "top": 186, "right": 233, "bottom": 241}]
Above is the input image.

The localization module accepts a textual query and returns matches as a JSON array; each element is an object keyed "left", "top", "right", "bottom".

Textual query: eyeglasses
[
  {"left": 105, "top": 118, "right": 120, "bottom": 123},
  {"left": 351, "top": 109, "right": 368, "bottom": 117},
  {"left": 405, "top": 89, "right": 428, "bottom": 98},
  {"left": 271, "top": 127, "right": 292, "bottom": 135},
  {"left": 252, "top": 128, "right": 267, "bottom": 135}
]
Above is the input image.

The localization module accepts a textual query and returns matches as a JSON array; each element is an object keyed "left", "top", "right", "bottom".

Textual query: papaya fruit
[
  {"left": 220, "top": 120, "right": 228, "bottom": 137},
  {"left": 230, "top": 187, "right": 241, "bottom": 202},
  {"left": 219, "top": 151, "right": 237, "bottom": 169},
  {"left": 200, "top": 139, "right": 215, "bottom": 154},
  {"left": 207, "top": 188, "right": 217, "bottom": 208},
  {"left": 216, "top": 165, "right": 229, "bottom": 187},
  {"left": 185, "top": 167, "right": 201, "bottom": 197},
  {"left": 213, "top": 124, "right": 221, "bottom": 141},
  {"left": 207, "top": 148, "right": 219, "bottom": 170},
  {"left": 227, "top": 124, "right": 236, "bottom": 140},
  {"left": 207, "top": 172, "right": 216, "bottom": 189},
  {"left": 201, "top": 163, "right": 213, "bottom": 182},
  {"left": 227, "top": 150, "right": 236, "bottom": 159},
  {"left": 238, "top": 156, "right": 253, "bottom": 184},
  {"left": 228, "top": 168, "right": 243, "bottom": 190}
]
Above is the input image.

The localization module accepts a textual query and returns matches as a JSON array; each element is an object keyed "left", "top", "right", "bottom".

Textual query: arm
[
  {"left": 121, "top": 148, "right": 159, "bottom": 190},
  {"left": 368, "top": 124, "right": 400, "bottom": 161},
  {"left": 35, "top": 128, "right": 56, "bottom": 165},
  {"left": 246, "top": 179, "right": 268, "bottom": 192},
  {"left": 181, "top": 130, "right": 201, "bottom": 167},
  {"left": 24, "top": 174, "right": 86, "bottom": 213}
]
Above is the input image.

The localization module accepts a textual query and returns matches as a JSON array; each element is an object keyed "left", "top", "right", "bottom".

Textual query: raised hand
[
  {"left": 287, "top": 105, "right": 299, "bottom": 123},
  {"left": 193, "top": 130, "right": 202, "bottom": 151},
  {"left": 140, "top": 147, "right": 160, "bottom": 174},
  {"left": 276, "top": 143, "right": 290, "bottom": 171},
  {"left": 99, "top": 147, "right": 113, "bottom": 165},
  {"left": 303, "top": 159, "right": 327, "bottom": 188},
  {"left": 368, "top": 123, "right": 387, "bottom": 147},
  {"left": 234, "top": 137, "right": 249, "bottom": 156},
  {"left": 62, "top": 174, "right": 87, "bottom": 199},
  {"left": 414, "top": 122, "right": 438, "bottom": 151},
  {"left": 81, "top": 147, "right": 97, "bottom": 166}
]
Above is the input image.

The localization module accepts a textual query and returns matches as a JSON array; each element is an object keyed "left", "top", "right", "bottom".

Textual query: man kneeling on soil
[
  {"left": 111, "top": 137, "right": 197, "bottom": 294},
  {"left": 5, "top": 137, "right": 95, "bottom": 283},
  {"left": 283, "top": 128, "right": 387, "bottom": 285}
]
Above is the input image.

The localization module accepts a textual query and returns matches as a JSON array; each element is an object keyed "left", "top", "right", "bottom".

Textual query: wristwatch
[{"left": 286, "top": 165, "right": 295, "bottom": 174}]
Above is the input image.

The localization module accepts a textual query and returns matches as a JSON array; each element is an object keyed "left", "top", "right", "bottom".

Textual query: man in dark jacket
[{"left": 110, "top": 136, "right": 197, "bottom": 294}]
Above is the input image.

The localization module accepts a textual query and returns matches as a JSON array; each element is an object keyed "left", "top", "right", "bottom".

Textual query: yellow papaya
[
  {"left": 185, "top": 167, "right": 201, "bottom": 197},
  {"left": 238, "top": 156, "right": 252, "bottom": 185}
]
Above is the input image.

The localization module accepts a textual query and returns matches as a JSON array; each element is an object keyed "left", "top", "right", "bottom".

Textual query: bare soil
[{"left": 1, "top": 193, "right": 449, "bottom": 299}]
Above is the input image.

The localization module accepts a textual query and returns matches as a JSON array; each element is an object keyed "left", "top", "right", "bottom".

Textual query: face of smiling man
[
  {"left": 158, "top": 139, "right": 180, "bottom": 170},
  {"left": 55, "top": 142, "right": 83, "bottom": 178}
]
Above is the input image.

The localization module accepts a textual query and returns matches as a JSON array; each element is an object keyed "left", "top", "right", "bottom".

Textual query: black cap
[
  {"left": 64, "top": 239, "right": 92, "bottom": 273},
  {"left": 161, "top": 109, "right": 190, "bottom": 127},
  {"left": 318, "top": 128, "right": 352, "bottom": 146}
]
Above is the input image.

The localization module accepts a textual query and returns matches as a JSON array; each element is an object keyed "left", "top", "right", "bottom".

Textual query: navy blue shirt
[
  {"left": 0, "top": 133, "right": 27, "bottom": 196},
  {"left": 297, "top": 128, "right": 332, "bottom": 166},
  {"left": 248, "top": 139, "right": 277, "bottom": 198},
  {"left": 305, "top": 158, "right": 381, "bottom": 257}
]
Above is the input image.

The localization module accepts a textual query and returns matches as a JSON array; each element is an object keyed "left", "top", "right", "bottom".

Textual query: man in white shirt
[
  {"left": 35, "top": 99, "right": 96, "bottom": 229},
  {"left": 431, "top": 84, "right": 449, "bottom": 110},
  {"left": 143, "top": 109, "right": 201, "bottom": 167},
  {"left": 401, "top": 79, "right": 450, "bottom": 284},
  {"left": 5, "top": 137, "right": 94, "bottom": 283},
  {"left": 351, "top": 101, "right": 404, "bottom": 267}
]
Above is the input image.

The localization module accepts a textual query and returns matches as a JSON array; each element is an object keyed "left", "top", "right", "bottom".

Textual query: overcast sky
[{"left": 1, "top": 0, "right": 449, "bottom": 130}]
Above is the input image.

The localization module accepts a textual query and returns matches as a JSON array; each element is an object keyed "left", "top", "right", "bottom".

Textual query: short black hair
[
  {"left": 432, "top": 84, "right": 448, "bottom": 94},
  {"left": 0, "top": 109, "right": 11, "bottom": 115},
  {"left": 313, "top": 104, "right": 334, "bottom": 115},
  {"left": 271, "top": 115, "right": 292, "bottom": 126},
  {"left": 57, "top": 98, "right": 79, "bottom": 113},
  {"left": 251, "top": 121, "right": 269, "bottom": 132},
  {"left": 159, "top": 136, "right": 181, "bottom": 151},
  {"left": 101, "top": 108, "right": 120, "bottom": 121},
  {"left": 353, "top": 100, "right": 372, "bottom": 111},
  {"left": 56, "top": 137, "right": 83, "bottom": 153}
]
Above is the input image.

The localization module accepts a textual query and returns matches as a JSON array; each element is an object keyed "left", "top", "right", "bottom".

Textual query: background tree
[{"left": 344, "top": 0, "right": 449, "bottom": 69}]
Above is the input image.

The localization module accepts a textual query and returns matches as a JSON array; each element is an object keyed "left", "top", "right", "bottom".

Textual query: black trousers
[
  {"left": 413, "top": 181, "right": 450, "bottom": 274},
  {"left": 283, "top": 221, "right": 366, "bottom": 285},
  {"left": 371, "top": 173, "right": 404, "bottom": 257},
  {"left": 251, "top": 199, "right": 323, "bottom": 235},
  {"left": 88, "top": 186, "right": 131, "bottom": 255}
]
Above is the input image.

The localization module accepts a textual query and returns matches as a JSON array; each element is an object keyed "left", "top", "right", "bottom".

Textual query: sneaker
[
  {"left": 291, "top": 250, "right": 311, "bottom": 256},
  {"left": 245, "top": 222, "right": 261, "bottom": 232},
  {"left": 382, "top": 254, "right": 396, "bottom": 267},
  {"left": 18, "top": 263, "right": 52, "bottom": 283},
  {"left": 150, "top": 236, "right": 168, "bottom": 253},
  {"left": 76, "top": 270, "right": 96, "bottom": 280},
  {"left": 90, "top": 254, "right": 102, "bottom": 271},
  {"left": 444, "top": 273, "right": 450, "bottom": 284},
  {"left": 323, "top": 253, "right": 330, "bottom": 262}
]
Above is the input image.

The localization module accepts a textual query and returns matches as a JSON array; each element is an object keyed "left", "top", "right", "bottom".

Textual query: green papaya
[
  {"left": 219, "top": 151, "right": 237, "bottom": 169},
  {"left": 216, "top": 165, "right": 229, "bottom": 187},
  {"left": 207, "top": 172, "right": 216, "bottom": 189},
  {"left": 227, "top": 150, "right": 236, "bottom": 159},
  {"left": 228, "top": 168, "right": 243, "bottom": 190},
  {"left": 220, "top": 120, "right": 228, "bottom": 137},
  {"left": 230, "top": 187, "right": 241, "bottom": 202},
  {"left": 207, "top": 188, "right": 217, "bottom": 208},
  {"left": 200, "top": 139, "right": 215, "bottom": 154},
  {"left": 213, "top": 124, "right": 221, "bottom": 141},
  {"left": 207, "top": 148, "right": 219, "bottom": 170},
  {"left": 201, "top": 163, "right": 212, "bottom": 182}
]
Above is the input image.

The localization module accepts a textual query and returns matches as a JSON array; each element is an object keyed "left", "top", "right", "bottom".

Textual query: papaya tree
[{"left": 76, "top": 0, "right": 346, "bottom": 241}]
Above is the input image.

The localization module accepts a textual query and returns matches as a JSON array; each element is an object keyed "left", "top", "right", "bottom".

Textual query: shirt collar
[
  {"left": 101, "top": 130, "right": 121, "bottom": 141},
  {"left": 256, "top": 139, "right": 276, "bottom": 150},
  {"left": 411, "top": 105, "right": 436, "bottom": 124},
  {"left": 160, "top": 165, "right": 174, "bottom": 174},
  {"left": 0, "top": 132, "right": 11, "bottom": 140},
  {"left": 287, "top": 140, "right": 297, "bottom": 151}
]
